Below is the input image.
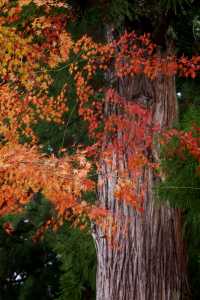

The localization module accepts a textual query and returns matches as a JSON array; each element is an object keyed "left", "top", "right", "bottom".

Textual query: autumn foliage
[
  {"left": 161, "top": 126, "right": 200, "bottom": 171},
  {"left": 0, "top": 0, "right": 199, "bottom": 233}
]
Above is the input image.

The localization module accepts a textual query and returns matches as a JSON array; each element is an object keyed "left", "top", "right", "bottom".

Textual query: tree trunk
[{"left": 93, "top": 29, "right": 188, "bottom": 300}]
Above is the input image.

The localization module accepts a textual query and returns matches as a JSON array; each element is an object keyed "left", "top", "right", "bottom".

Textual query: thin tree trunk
[{"left": 93, "top": 29, "right": 188, "bottom": 300}]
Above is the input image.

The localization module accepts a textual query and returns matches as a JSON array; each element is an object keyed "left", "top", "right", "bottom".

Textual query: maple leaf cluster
[
  {"left": 70, "top": 35, "right": 114, "bottom": 137},
  {"left": 0, "top": 143, "right": 95, "bottom": 220},
  {"left": 70, "top": 31, "right": 200, "bottom": 141},
  {"left": 68, "top": 31, "right": 199, "bottom": 215},
  {"left": 0, "top": 1, "right": 73, "bottom": 91},
  {"left": 19, "top": 0, "right": 69, "bottom": 9},
  {"left": 0, "top": 84, "right": 68, "bottom": 144},
  {"left": 100, "top": 89, "right": 155, "bottom": 211},
  {"left": 0, "top": 25, "right": 50, "bottom": 91},
  {"left": 161, "top": 127, "right": 200, "bottom": 167},
  {"left": 114, "top": 32, "right": 200, "bottom": 79},
  {"left": 0, "top": 0, "right": 93, "bottom": 225},
  {"left": 0, "top": 0, "right": 199, "bottom": 235}
]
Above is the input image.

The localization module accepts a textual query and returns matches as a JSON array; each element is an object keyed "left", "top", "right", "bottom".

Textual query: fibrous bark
[{"left": 93, "top": 29, "right": 188, "bottom": 300}]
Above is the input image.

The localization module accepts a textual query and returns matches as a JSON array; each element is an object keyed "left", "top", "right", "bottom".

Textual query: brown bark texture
[{"left": 92, "top": 29, "right": 189, "bottom": 300}]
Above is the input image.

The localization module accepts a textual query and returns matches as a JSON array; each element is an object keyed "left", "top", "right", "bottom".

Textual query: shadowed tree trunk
[{"left": 93, "top": 28, "right": 189, "bottom": 300}]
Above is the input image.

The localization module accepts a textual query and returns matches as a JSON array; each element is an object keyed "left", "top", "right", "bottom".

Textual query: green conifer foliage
[{"left": 157, "top": 77, "right": 200, "bottom": 299}]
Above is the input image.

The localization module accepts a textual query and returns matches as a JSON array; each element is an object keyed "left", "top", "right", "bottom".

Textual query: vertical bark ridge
[{"left": 93, "top": 28, "right": 188, "bottom": 300}]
